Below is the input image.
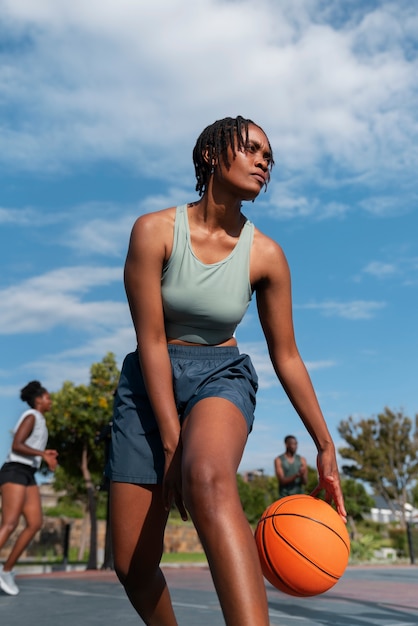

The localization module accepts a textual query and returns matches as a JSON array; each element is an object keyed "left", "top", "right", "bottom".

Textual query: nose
[{"left": 255, "top": 155, "right": 269, "bottom": 172}]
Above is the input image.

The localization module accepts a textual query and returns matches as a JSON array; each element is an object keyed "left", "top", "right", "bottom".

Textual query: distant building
[
  {"left": 242, "top": 469, "right": 265, "bottom": 482},
  {"left": 39, "top": 483, "right": 65, "bottom": 509},
  {"left": 369, "top": 495, "right": 418, "bottom": 524}
]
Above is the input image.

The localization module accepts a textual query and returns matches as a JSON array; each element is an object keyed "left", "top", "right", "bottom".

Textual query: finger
[
  {"left": 335, "top": 496, "right": 348, "bottom": 522},
  {"left": 175, "top": 495, "right": 188, "bottom": 522},
  {"left": 162, "top": 484, "right": 173, "bottom": 512},
  {"left": 309, "top": 485, "right": 321, "bottom": 498}
]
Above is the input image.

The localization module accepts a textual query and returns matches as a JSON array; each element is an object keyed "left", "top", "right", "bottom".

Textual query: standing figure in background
[
  {"left": 275, "top": 435, "right": 308, "bottom": 498},
  {"left": 0, "top": 381, "right": 58, "bottom": 596}
]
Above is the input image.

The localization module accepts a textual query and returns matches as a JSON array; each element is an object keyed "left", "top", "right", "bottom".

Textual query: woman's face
[
  {"left": 36, "top": 392, "right": 52, "bottom": 413},
  {"left": 213, "top": 124, "right": 273, "bottom": 201}
]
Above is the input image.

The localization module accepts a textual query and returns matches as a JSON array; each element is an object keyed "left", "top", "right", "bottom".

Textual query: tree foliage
[
  {"left": 338, "top": 407, "right": 418, "bottom": 528},
  {"left": 47, "top": 353, "right": 119, "bottom": 567},
  {"left": 340, "top": 478, "right": 374, "bottom": 521},
  {"left": 237, "top": 474, "right": 278, "bottom": 524}
]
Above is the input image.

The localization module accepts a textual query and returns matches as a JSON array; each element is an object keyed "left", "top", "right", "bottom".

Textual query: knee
[
  {"left": 114, "top": 549, "right": 162, "bottom": 593},
  {"left": 26, "top": 515, "right": 43, "bottom": 535},
  {"left": 115, "top": 559, "right": 163, "bottom": 610},
  {"left": 183, "top": 463, "right": 228, "bottom": 518},
  {"left": 0, "top": 518, "right": 19, "bottom": 536}
]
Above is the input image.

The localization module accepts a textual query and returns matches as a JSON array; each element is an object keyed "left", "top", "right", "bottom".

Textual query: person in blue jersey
[
  {"left": 107, "top": 115, "right": 347, "bottom": 625},
  {"left": 275, "top": 435, "right": 308, "bottom": 498},
  {"left": 0, "top": 381, "right": 58, "bottom": 596}
]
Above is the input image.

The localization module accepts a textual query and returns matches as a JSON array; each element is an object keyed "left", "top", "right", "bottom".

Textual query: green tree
[
  {"left": 305, "top": 464, "right": 320, "bottom": 495},
  {"left": 237, "top": 474, "right": 277, "bottom": 524},
  {"left": 411, "top": 482, "right": 418, "bottom": 509},
  {"left": 338, "top": 408, "right": 418, "bottom": 529},
  {"left": 340, "top": 478, "right": 375, "bottom": 540},
  {"left": 341, "top": 478, "right": 374, "bottom": 521},
  {"left": 47, "top": 353, "right": 119, "bottom": 568}
]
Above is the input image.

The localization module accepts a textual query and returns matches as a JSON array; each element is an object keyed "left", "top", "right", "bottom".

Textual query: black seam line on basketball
[
  {"left": 271, "top": 529, "right": 339, "bottom": 581},
  {"left": 264, "top": 512, "right": 350, "bottom": 553},
  {"left": 260, "top": 525, "right": 305, "bottom": 594}
]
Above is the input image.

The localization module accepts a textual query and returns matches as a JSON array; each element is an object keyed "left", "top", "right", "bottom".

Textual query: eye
[{"left": 242, "top": 142, "right": 256, "bottom": 154}]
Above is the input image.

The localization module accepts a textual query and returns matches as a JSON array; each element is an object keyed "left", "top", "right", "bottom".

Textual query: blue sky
[{"left": 1, "top": 0, "right": 417, "bottom": 477}]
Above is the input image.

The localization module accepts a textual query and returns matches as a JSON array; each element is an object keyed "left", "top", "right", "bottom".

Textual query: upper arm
[
  {"left": 274, "top": 456, "right": 283, "bottom": 479},
  {"left": 12, "top": 414, "right": 35, "bottom": 450},
  {"left": 253, "top": 234, "right": 298, "bottom": 365},
  {"left": 124, "top": 210, "right": 173, "bottom": 347}
]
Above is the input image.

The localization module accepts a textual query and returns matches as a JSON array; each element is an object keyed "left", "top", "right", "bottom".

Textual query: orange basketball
[{"left": 255, "top": 494, "right": 350, "bottom": 597}]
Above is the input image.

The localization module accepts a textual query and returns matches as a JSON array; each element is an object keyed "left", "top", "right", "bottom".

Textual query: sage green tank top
[
  {"left": 161, "top": 204, "right": 254, "bottom": 345},
  {"left": 278, "top": 453, "right": 303, "bottom": 497}
]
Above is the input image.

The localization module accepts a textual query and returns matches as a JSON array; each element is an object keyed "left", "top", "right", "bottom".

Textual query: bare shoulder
[
  {"left": 131, "top": 206, "right": 176, "bottom": 237},
  {"left": 127, "top": 206, "right": 177, "bottom": 257},
  {"left": 251, "top": 226, "right": 290, "bottom": 285},
  {"left": 14, "top": 413, "right": 35, "bottom": 437}
]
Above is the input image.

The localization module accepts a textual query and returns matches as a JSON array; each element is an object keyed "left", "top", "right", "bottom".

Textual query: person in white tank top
[{"left": 0, "top": 381, "right": 58, "bottom": 595}]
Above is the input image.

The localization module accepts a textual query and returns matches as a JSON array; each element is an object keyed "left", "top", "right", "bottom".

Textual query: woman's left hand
[
  {"left": 43, "top": 449, "right": 59, "bottom": 472},
  {"left": 163, "top": 445, "right": 188, "bottom": 521},
  {"left": 310, "top": 447, "right": 347, "bottom": 523}
]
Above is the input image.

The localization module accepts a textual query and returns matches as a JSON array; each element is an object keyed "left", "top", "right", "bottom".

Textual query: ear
[{"left": 203, "top": 148, "right": 217, "bottom": 168}]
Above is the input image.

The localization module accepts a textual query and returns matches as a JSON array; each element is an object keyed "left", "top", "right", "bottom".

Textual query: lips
[{"left": 252, "top": 172, "right": 267, "bottom": 185}]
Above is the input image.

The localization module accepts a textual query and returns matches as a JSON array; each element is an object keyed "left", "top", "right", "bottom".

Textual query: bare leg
[
  {"left": 0, "top": 484, "right": 42, "bottom": 571},
  {"left": 110, "top": 482, "right": 178, "bottom": 625},
  {"left": 181, "top": 398, "right": 270, "bottom": 626}
]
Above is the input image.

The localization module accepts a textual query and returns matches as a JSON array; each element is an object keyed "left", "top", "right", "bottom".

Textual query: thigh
[
  {"left": 0, "top": 483, "right": 27, "bottom": 525},
  {"left": 181, "top": 397, "right": 249, "bottom": 485},
  {"left": 109, "top": 482, "right": 169, "bottom": 581},
  {"left": 21, "top": 485, "right": 42, "bottom": 526}
]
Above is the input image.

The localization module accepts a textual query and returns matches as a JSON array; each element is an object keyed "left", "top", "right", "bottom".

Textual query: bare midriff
[{"left": 167, "top": 336, "right": 238, "bottom": 347}]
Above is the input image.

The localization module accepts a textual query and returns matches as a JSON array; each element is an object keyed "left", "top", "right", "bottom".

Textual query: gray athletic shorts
[{"left": 107, "top": 345, "right": 258, "bottom": 484}]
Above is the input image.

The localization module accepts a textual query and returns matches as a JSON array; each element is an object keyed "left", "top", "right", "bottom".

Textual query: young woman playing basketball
[{"left": 107, "top": 115, "right": 347, "bottom": 625}]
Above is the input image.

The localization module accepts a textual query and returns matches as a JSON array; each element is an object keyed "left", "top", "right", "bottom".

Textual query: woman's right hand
[
  {"left": 43, "top": 449, "right": 59, "bottom": 472},
  {"left": 163, "top": 445, "right": 188, "bottom": 521}
]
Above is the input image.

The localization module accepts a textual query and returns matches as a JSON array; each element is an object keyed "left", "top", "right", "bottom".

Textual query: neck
[{"left": 192, "top": 193, "right": 244, "bottom": 234}]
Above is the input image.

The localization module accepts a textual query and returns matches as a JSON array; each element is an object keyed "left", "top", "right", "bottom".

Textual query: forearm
[
  {"left": 12, "top": 442, "right": 45, "bottom": 458},
  {"left": 279, "top": 473, "right": 301, "bottom": 485},
  {"left": 137, "top": 341, "right": 180, "bottom": 453},
  {"left": 274, "top": 354, "right": 333, "bottom": 452}
]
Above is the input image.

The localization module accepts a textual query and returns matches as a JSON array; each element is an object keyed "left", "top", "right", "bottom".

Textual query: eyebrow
[{"left": 248, "top": 140, "right": 272, "bottom": 158}]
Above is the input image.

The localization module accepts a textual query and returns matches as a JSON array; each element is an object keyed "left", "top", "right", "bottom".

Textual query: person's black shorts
[
  {"left": 0, "top": 462, "right": 37, "bottom": 487},
  {"left": 107, "top": 344, "right": 258, "bottom": 485}
]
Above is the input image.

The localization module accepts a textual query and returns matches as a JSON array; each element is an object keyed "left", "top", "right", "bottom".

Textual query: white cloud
[
  {"left": 24, "top": 326, "right": 136, "bottom": 390},
  {"left": 363, "top": 261, "right": 397, "bottom": 279},
  {"left": 0, "top": 206, "right": 43, "bottom": 225},
  {"left": 305, "top": 359, "right": 336, "bottom": 371},
  {"left": 359, "top": 195, "right": 415, "bottom": 217},
  {"left": 358, "top": 254, "right": 418, "bottom": 284},
  {"left": 0, "top": 0, "right": 416, "bottom": 203},
  {"left": 62, "top": 190, "right": 186, "bottom": 256},
  {"left": 299, "top": 299, "right": 387, "bottom": 320},
  {"left": 240, "top": 341, "right": 337, "bottom": 389},
  {"left": 267, "top": 181, "right": 351, "bottom": 220},
  {"left": 0, "top": 266, "right": 126, "bottom": 333}
]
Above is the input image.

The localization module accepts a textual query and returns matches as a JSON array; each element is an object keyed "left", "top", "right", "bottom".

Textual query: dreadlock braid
[{"left": 192, "top": 115, "right": 273, "bottom": 197}]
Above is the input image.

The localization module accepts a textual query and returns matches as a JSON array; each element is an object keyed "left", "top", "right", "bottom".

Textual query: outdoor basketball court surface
[{"left": 1, "top": 564, "right": 417, "bottom": 625}]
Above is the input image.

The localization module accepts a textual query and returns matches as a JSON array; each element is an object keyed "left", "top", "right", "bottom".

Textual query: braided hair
[
  {"left": 192, "top": 115, "right": 274, "bottom": 197},
  {"left": 20, "top": 380, "right": 47, "bottom": 408}
]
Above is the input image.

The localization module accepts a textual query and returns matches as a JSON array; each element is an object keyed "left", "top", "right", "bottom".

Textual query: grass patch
[{"left": 161, "top": 552, "right": 207, "bottom": 564}]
